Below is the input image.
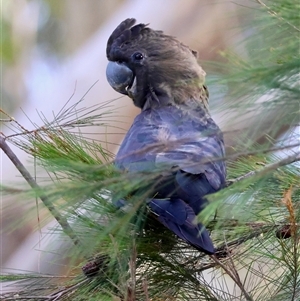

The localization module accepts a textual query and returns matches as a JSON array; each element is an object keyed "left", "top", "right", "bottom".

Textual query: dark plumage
[{"left": 106, "top": 19, "right": 226, "bottom": 254}]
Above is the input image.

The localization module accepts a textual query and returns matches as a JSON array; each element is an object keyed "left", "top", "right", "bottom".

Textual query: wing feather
[{"left": 116, "top": 105, "right": 226, "bottom": 190}]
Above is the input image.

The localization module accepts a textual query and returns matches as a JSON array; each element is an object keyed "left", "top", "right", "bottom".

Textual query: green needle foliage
[
  {"left": 208, "top": 0, "right": 299, "bottom": 147},
  {"left": 1, "top": 1, "right": 299, "bottom": 300}
]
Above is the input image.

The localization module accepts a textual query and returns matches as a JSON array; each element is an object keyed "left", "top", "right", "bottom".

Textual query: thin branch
[
  {"left": 0, "top": 279, "right": 89, "bottom": 301},
  {"left": 0, "top": 296, "right": 51, "bottom": 300},
  {"left": 0, "top": 118, "right": 14, "bottom": 122},
  {"left": 142, "top": 278, "right": 150, "bottom": 301},
  {"left": 0, "top": 109, "right": 29, "bottom": 134},
  {"left": 48, "top": 279, "right": 89, "bottom": 300},
  {"left": 127, "top": 243, "right": 137, "bottom": 301},
  {"left": 210, "top": 255, "right": 254, "bottom": 301},
  {"left": 0, "top": 136, "right": 84, "bottom": 252},
  {"left": 0, "top": 186, "right": 28, "bottom": 193},
  {"left": 256, "top": 0, "right": 300, "bottom": 32},
  {"left": 226, "top": 152, "right": 300, "bottom": 186}
]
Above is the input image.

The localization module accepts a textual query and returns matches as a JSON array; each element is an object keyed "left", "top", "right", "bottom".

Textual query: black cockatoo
[{"left": 106, "top": 19, "right": 226, "bottom": 255}]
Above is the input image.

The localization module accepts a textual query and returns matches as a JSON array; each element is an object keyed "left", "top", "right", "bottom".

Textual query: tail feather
[
  {"left": 148, "top": 198, "right": 215, "bottom": 254},
  {"left": 164, "top": 220, "right": 214, "bottom": 254}
]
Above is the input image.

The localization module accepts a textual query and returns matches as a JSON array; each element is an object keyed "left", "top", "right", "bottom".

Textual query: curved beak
[{"left": 106, "top": 61, "right": 134, "bottom": 95}]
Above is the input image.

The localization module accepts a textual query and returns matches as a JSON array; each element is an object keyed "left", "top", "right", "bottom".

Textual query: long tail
[{"left": 148, "top": 198, "right": 215, "bottom": 254}]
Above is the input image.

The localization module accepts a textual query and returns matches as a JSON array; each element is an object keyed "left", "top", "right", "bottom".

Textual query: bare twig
[
  {"left": 142, "top": 278, "right": 150, "bottom": 301},
  {"left": 127, "top": 242, "right": 137, "bottom": 301},
  {"left": 226, "top": 152, "right": 300, "bottom": 186},
  {"left": 0, "top": 136, "right": 84, "bottom": 251},
  {"left": 0, "top": 109, "right": 29, "bottom": 133},
  {"left": 48, "top": 279, "right": 89, "bottom": 300},
  {"left": 0, "top": 118, "right": 14, "bottom": 122},
  {"left": 0, "top": 279, "right": 89, "bottom": 301},
  {"left": 0, "top": 186, "right": 28, "bottom": 193},
  {"left": 210, "top": 255, "right": 254, "bottom": 301},
  {"left": 0, "top": 296, "right": 51, "bottom": 300},
  {"left": 256, "top": 0, "right": 300, "bottom": 32}
]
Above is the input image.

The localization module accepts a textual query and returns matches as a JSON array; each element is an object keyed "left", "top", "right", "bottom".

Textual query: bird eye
[{"left": 133, "top": 52, "right": 144, "bottom": 61}]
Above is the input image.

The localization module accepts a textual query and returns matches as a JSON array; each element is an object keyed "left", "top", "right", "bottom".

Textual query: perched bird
[{"left": 106, "top": 18, "right": 226, "bottom": 255}]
